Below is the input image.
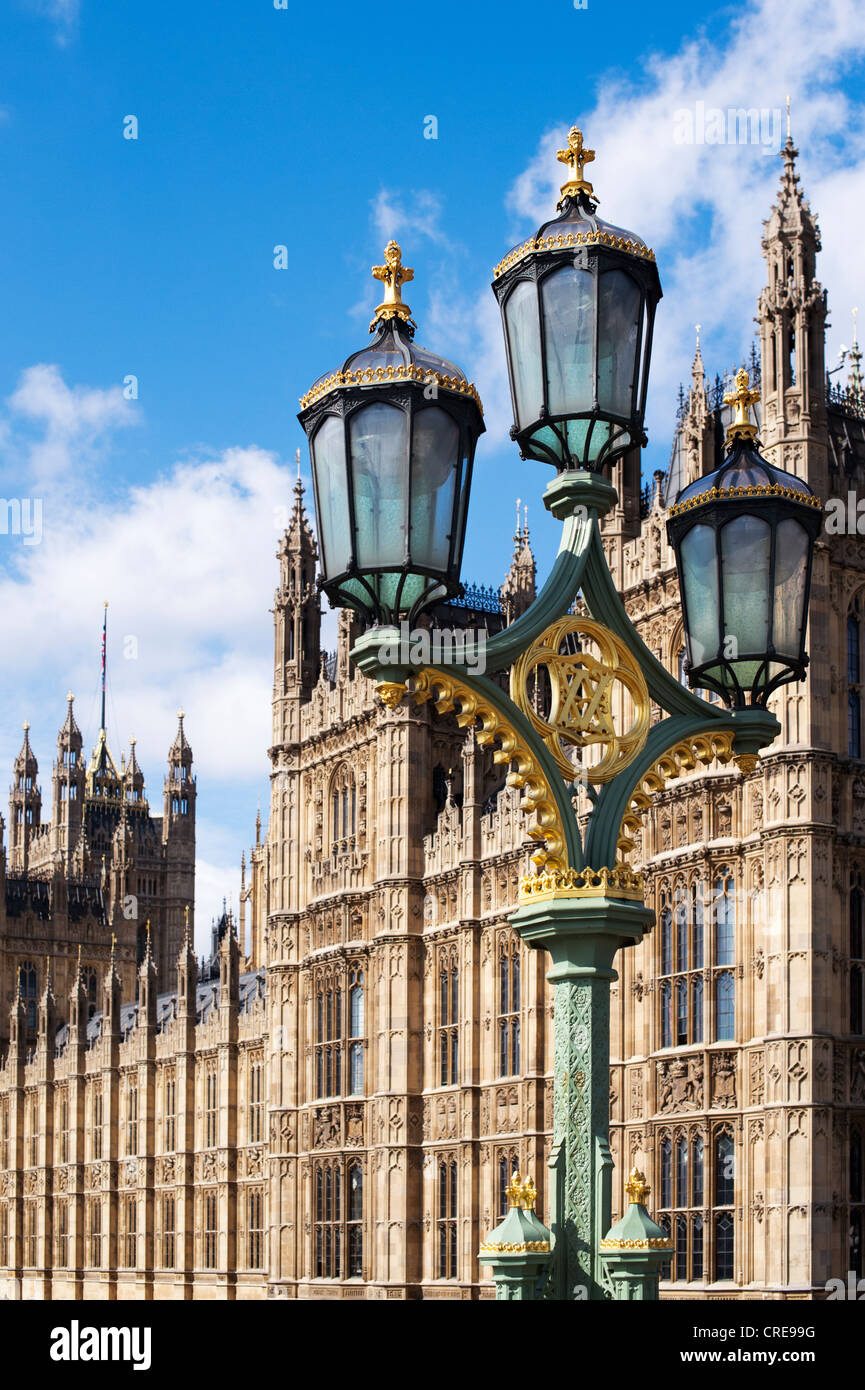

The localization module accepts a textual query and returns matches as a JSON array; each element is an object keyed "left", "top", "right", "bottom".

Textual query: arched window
[
  {"left": 715, "top": 870, "right": 735, "bottom": 965},
  {"left": 715, "top": 1132, "right": 734, "bottom": 1205},
  {"left": 849, "top": 606, "right": 862, "bottom": 758},
  {"left": 692, "top": 1137, "right": 704, "bottom": 1205},
  {"left": 348, "top": 968, "right": 364, "bottom": 1095},
  {"left": 660, "top": 1137, "right": 672, "bottom": 1208},
  {"left": 676, "top": 979, "right": 688, "bottom": 1047},
  {"left": 660, "top": 891, "right": 672, "bottom": 975},
  {"left": 692, "top": 976, "right": 704, "bottom": 1045},
  {"left": 497, "top": 1152, "right": 519, "bottom": 1221},
  {"left": 497, "top": 935, "right": 520, "bottom": 1077},
  {"left": 674, "top": 887, "right": 688, "bottom": 970},
  {"left": 714, "top": 1131, "right": 735, "bottom": 1280},
  {"left": 439, "top": 948, "right": 459, "bottom": 1086},
  {"left": 347, "top": 1163, "right": 363, "bottom": 1278},
  {"left": 314, "top": 1162, "right": 342, "bottom": 1278},
  {"left": 660, "top": 981, "right": 672, "bottom": 1049},
  {"left": 691, "top": 883, "right": 704, "bottom": 967},
  {"left": 315, "top": 972, "right": 343, "bottom": 1099},
  {"left": 659, "top": 881, "right": 706, "bottom": 1048},
  {"left": 715, "top": 972, "right": 735, "bottom": 1041},
  {"left": 676, "top": 1135, "right": 688, "bottom": 1206},
  {"left": 330, "top": 765, "right": 357, "bottom": 846},
  {"left": 437, "top": 1160, "right": 458, "bottom": 1279}
]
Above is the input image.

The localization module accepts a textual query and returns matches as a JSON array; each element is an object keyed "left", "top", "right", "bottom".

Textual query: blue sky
[{"left": 1, "top": 0, "right": 864, "bottom": 948}]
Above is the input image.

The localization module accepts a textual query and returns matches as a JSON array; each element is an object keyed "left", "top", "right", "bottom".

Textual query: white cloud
[
  {"left": 0, "top": 367, "right": 300, "bottom": 939},
  {"left": 6, "top": 363, "right": 137, "bottom": 485},
  {"left": 371, "top": 187, "right": 451, "bottom": 250},
  {"left": 498, "top": 0, "right": 865, "bottom": 459}
]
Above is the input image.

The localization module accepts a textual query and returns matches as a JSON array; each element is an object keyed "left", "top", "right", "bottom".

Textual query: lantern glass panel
[
  {"left": 540, "top": 265, "right": 594, "bottom": 417},
  {"left": 409, "top": 406, "right": 460, "bottom": 571},
  {"left": 680, "top": 524, "right": 719, "bottom": 665},
  {"left": 772, "top": 517, "right": 810, "bottom": 657},
  {"left": 350, "top": 402, "right": 409, "bottom": 570},
  {"left": 311, "top": 415, "right": 352, "bottom": 577},
  {"left": 504, "top": 280, "right": 543, "bottom": 429},
  {"left": 598, "top": 269, "right": 642, "bottom": 417},
  {"left": 720, "top": 514, "right": 771, "bottom": 654}
]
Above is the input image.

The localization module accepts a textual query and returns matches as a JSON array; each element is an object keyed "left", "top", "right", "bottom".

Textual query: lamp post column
[{"left": 513, "top": 893, "right": 653, "bottom": 1301}]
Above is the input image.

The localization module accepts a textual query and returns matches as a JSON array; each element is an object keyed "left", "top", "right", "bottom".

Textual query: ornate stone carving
[
  {"left": 657, "top": 1057, "right": 704, "bottom": 1112},
  {"left": 711, "top": 1052, "right": 737, "bottom": 1109}
]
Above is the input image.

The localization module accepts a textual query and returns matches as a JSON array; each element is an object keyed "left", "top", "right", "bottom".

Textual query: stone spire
[
  {"left": 500, "top": 500, "right": 537, "bottom": 624},
  {"left": 758, "top": 127, "right": 827, "bottom": 486},
  {"left": 138, "top": 919, "right": 159, "bottom": 1034},
  {"left": 68, "top": 945, "right": 89, "bottom": 1046},
  {"left": 52, "top": 693, "right": 85, "bottom": 862},
  {"left": 9, "top": 720, "right": 41, "bottom": 871},
  {"left": 122, "top": 735, "right": 146, "bottom": 806},
  {"left": 102, "top": 932, "right": 123, "bottom": 1040},
  {"left": 276, "top": 461, "right": 321, "bottom": 697}
]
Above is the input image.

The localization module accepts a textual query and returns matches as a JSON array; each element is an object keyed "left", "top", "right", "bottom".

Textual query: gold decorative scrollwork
[
  {"left": 615, "top": 730, "right": 737, "bottom": 862},
  {"left": 410, "top": 668, "right": 570, "bottom": 872},
  {"left": 510, "top": 617, "right": 650, "bottom": 785}
]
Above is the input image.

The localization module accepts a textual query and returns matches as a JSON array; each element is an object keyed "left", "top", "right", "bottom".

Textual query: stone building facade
[{"left": 1, "top": 136, "right": 864, "bottom": 1300}]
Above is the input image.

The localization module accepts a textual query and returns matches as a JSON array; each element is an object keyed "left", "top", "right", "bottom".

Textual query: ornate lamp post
[{"left": 297, "top": 129, "right": 820, "bottom": 1299}]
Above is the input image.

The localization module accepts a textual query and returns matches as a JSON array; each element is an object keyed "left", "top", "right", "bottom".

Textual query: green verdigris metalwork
[{"left": 352, "top": 468, "right": 781, "bottom": 1299}]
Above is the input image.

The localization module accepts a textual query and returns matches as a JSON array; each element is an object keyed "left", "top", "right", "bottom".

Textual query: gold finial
[
  {"left": 504, "top": 1170, "right": 538, "bottom": 1210},
  {"left": 625, "top": 1167, "right": 650, "bottom": 1205},
  {"left": 519, "top": 1175, "right": 538, "bottom": 1212},
  {"left": 786, "top": 93, "right": 791, "bottom": 139},
  {"left": 177, "top": 708, "right": 185, "bottom": 722},
  {"left": 723, "top": 367, "right": 761, "bottom": 444},
  {"left": 370, "top": 240, "right": 414, "bottom": 332},
  {"left": 505, "top": 1170, "right": 524, "bottom": 1208},
  {"left": 556, "top": 125, "right": 595, "bottom": 204},
  {"left": 67, "top": 691, "right": 74, "bottom": 704},
  {"left": 22, "top": 720, "right": 30, "bottom": 733}
]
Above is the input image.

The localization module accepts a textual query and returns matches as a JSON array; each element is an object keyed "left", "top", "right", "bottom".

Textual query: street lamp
[
  {"left": 297, "top": 127, "right": 818, "bottom": 1300},
  {"left": 492, "top": 127, "right": 662, "bottom": 472},
  {"left": 667, "top": 367, "right": 822, "bottom": 706},
  {"left": 297, "top": 240, "right": 484, "bottom": 625}
]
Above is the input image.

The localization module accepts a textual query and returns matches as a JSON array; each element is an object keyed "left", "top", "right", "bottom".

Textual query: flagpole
[{"left": 101, "top": 601, "right": 108, "bottom": 733}]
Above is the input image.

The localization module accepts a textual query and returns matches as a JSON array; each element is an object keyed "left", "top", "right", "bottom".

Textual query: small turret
[
  {"left": 176, "top": 906, "right": 198, "bottom": 1020},
  {"left": 9, "top": 721, "right": 41, "bottom": 871},
  {"left": 276, "top": 465, "right": 321, "bottom": 698},
  {"left": 52, "top": 692, "right": 85, "bottom": 861},
  {"left": 122, "top": 735, "right": 146, "bottom": 807},
  {"left": 164, "top": 710, "right": 195, "bottom": 829},
  {"left": 500, "top": 500, "right": 537, "bottom": 624}
]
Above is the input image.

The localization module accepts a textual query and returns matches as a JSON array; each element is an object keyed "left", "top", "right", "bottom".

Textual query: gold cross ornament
[
  {"left": 723, "top": 367, "right": 760, "bottom": 444},
  {"left": 556, "top": 125, "right": 595, "bottom": 203},
  {"left": 370, "top": 240, "right": 414, "bottom": 332}
]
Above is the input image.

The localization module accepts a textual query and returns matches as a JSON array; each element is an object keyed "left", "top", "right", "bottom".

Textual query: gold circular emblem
[{"left": 510, "top": 617, "right": 650, "bottom": 785}]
